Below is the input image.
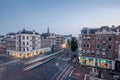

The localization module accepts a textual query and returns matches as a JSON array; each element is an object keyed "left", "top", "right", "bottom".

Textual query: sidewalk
[{"left": 65, "top": 64, "right": 120, "bottom": 80}]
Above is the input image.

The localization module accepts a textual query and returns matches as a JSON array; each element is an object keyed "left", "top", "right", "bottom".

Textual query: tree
[
  {"left": 70, "top": 37, "right": 78, "bottom": 52},
  {"left": 67, "top": 39, "right": 71, "bottom": 48}
]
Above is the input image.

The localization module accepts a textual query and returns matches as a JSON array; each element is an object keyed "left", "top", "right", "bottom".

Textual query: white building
[{"left": 7, "top": 29, "right": 50, "bottom": 58}]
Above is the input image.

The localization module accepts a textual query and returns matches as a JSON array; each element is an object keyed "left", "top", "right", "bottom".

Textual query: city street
[{"left": 1, "top": 49, "right": 70, "bottom": 80}]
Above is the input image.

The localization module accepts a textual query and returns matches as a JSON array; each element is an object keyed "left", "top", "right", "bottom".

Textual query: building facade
[
  {"left": 79, "top": 26, "right": 120, "bottom": 70},
  {"left": 55, "top": 34, "right": 65, "bottom": 46},
  {"left": 7, "top": 29, "right": 50, "bottom": 58}
]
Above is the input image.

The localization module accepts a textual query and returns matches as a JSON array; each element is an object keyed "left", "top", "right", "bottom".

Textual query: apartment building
[
  {"left": 79, "top": 26, "right": 120, "bottom": 70},
  {"left": 0, "top": 35, "right": 6, "bottom": 55},
  {"left": 55, "top": 34, "right": 65, "bottom": 46},
  {"left": 7, "top": 29, "right": 44, "bottom": 58}
]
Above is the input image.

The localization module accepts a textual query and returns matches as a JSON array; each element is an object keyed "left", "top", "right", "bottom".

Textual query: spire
[{"left": 47, "top": 27, "right": 50, "bottom": 33}]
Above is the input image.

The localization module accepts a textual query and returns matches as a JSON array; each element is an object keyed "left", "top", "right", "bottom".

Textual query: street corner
[{"left": 69, "top": 69, "right": 85, "bottom": 80}]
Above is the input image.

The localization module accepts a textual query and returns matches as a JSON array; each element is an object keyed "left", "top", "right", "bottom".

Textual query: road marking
[
  {"left": 69, "top": 69, "right": 74, "bottom": 77},
  {"left": 57, "top": 64, "right": 71, "bottom": 80}
]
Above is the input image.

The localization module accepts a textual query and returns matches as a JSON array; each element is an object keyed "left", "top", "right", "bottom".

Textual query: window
[
  {"left": 96, "top": 50, "right": 100, "bottom": 56},
  {"left": 107, "top": 52, "right": 112, "bottom": 58},
  {"left": 92, "top": 37, "right": 94, "bottom": 40},
  {"left": 23, "top": 42, "right": 25, "bottom": 45},
  {"left": 87, "top": 36, "right": 90, "bottom": 41},
  {"left": 87, "top": 50, "right": 90, "bottom": 54},
  {"left": 102, "top": 44, "right": 106, "bottom": 50},
  {"left": 102, "top": 52, "right": 106, "bottom": 57},
  {"left": 97, "top": 44, "right": 100, "bottom": 49},
  {"left": 83, "top": 49, "right": 85, "bottom": 54},
  {"left": 22, "top": 36, "right": 25, "bottom": 40},
  {"left": 17, "top": 47, "right": 19, "bottom": 51},
  {"left": 27, "top": 36, "right": 29, "bottom": 40},
  {"left": 27, "top": 47, "right": 29, "bottom": 51},
  {"left": 23, "top": 48, "right": 25, "bottom": 51},
  {"left": 87, "top": 44, "right": 90, "bottom": 48},
  {"left": 91, "top": 50, "right": 94, "bottom": 55},
  {"left": 27, "top": 42, "right": 29, "bottom": 45},
  {"left": 83, "top": 44, "right": 85, "bottom": 47},
  {"left": 108, "top": 44, "right": 112, "bottom": 50},
  {"left": 116, "top": 37, "right": 118, "bottom": 41},
  {"left": 108, "top": 36, "right": 112, "bottom": 41},
  {"left": 83, "top": 36, "right": 86, "bottom": 40},
  {"left": 102, "top": 36, "right": 106, "bottom": 41}
]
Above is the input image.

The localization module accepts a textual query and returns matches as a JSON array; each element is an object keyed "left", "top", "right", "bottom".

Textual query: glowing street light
[{"left": 61, "top": 43, "right": 67, "bottom": 49}]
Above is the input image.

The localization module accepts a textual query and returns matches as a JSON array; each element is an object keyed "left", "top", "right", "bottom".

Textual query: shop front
[
  {"left": 97, "top": 59, "right": 114, "bottom": 70},
  {"left": 79, "top": 57, "right": 115, "bottom": 70},
  {"left": 79, "top": 57, "right": 95, "bottom": 66}
]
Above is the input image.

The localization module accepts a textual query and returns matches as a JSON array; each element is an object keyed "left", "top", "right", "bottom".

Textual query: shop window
[
  {"left": 108, "top": 36, "right": 112, "bottom": 41},
  {"left": 109, "top": 61, "right": 112, "bottom": 69},
  {"left": 98, "top": 59, "right": 108, "bottom": 68}
]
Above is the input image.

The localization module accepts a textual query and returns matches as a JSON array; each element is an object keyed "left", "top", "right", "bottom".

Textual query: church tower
[{"left": 47, "top": 27, "right": 50, "bottom": 34}]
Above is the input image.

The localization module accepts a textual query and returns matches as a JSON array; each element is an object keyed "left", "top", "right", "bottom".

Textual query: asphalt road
[{"left": 1, "top": 49, "right": 70, "bottom": 80}]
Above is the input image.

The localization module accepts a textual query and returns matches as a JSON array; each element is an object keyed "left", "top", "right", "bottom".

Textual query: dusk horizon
[{"left": 1, "top": 0, "right": 120, "bottom": 36}]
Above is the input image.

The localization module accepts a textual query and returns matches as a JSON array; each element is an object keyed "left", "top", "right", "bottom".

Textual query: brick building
[{"left": 79, "top": 26, "right": 120, "bottom": 70}]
